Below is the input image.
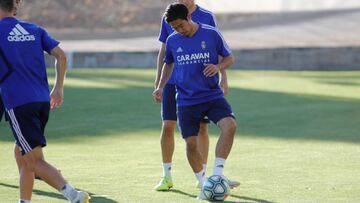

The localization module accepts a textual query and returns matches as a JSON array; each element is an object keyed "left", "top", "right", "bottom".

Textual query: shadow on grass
[
  {"left": 0, "top": 182, "right": 66, "bottom": 200},
  {"left": 168, "top": 189, "right": 197, "bottom": 198},
  {"left": 168, "top": 188, "right": 275, "bottom": 203},
  {"left": 1, "top": 78, "right": 360, "bottom": 144},
  {"left": 230, "top": 194, "right": 277, "bottom": 203},
  {"left": 84, "top": 191, "right": 118, "bottom": 203},
  {"left": 0, "top": 183, "right": 118, "bottom": 203},
  {"left": 227, "top": 88, "right": 360, "bottom": 143}
]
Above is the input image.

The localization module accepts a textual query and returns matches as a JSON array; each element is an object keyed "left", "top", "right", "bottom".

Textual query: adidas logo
[
  {"left": 7, "top": 24, "right": 35, "bottom": 42},
  {"left": 176, "top": 47, "right": 183, "bottom": 53}
]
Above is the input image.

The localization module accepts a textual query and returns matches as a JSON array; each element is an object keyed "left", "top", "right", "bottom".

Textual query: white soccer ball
[{"left": 202, "top": 175, "right": 230, "bottom": 201}]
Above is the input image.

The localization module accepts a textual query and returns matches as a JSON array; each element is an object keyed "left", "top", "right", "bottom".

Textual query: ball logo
[{"left": 7, "top": 24, "right": 36, "bottom": 42}]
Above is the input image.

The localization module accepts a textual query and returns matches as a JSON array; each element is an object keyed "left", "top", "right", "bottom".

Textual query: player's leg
[
  {"left": 7, "top": 103, "right": 90, "bottom": 203},
  {"left": 14, "top": 144, "right": 34, "bottom": 201},
  {"left": 21, "top": 147, "right": 89, "bottom": 203},
  {"left": 215, "top": 116, "right": 236, "bottom": 170},
  {"left": 155, "top": 120, "right": 176, "bottom": 191},
  {"left": 178, "top": 104, "right": 206, "bottom": 188},
  {"left": 207, "top": 98, "right": 239, "bottom": 186},
  {"left": 7, "top": 105, "right": 38, "bottom": 202},
  {"left": 155, "top": 84, "right": 177, "bottom": 191},
  {"left": 197, "top": 120, "right": 209, "bottom": 170},
  {"left": 195, "top": 120, "right": 209, "bottom": 188},
  {"left": 21, "top": 146, "right": 66, "bottom": 190},
  {"left": 161, "top": 121, "right": 176, "bottom": 164},
  {"left": 185, "top": 136, "right": 204, "bottom": 180}
]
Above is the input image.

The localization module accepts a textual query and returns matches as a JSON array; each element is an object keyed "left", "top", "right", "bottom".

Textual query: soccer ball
[{"left": 202, "top": 175, "right": 230, "bottom": 201}]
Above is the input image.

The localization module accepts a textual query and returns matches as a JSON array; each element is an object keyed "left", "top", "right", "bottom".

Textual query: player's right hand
[
  {"left": 50, "top": 87, "right": 64, "bottom": 109},
  {"left": 203, "top": 63, "right": 220, "bottom": 77},
  {"left": 153, "top": 88, "right": 163, "bottom": 103}
]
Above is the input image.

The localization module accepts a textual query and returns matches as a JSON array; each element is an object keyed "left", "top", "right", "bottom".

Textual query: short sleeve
[
  {"left": 159, "top": 16, "right": 170, "bottom": 43},
  {"left": 164, "top": 39, "right": 174, "bottom": 64},
  {"left": 209, "top": 14, "right": 218, "bottom": 28},
  {"left": 215, "top": 30, "right": 231, "bottom": 57},
  {"left": 40, "top": 27, "right": 59, "bottom": 54}
]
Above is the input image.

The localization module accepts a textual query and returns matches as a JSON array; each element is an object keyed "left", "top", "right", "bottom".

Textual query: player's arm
[
  {"left": 153, "top": 63, "right": 174, "bottom": 103},
  {"left": 154, "top": 43, "right": 166, "bottom": 89},
  {"left": 50, "top": 46, "right": 67, "bottom": 109},
  {"left": 219, "top": 68, "right": 228, "bottom": 96},
  {"left": 210, "top": 13, "right": 229, "bottom": 95}
]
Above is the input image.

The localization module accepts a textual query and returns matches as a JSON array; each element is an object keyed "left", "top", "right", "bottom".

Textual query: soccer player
[
  {"left": 0, "top": 0, "right": 90, "bottom": 202},
  {"left": 0, "top": 0, "right": 46, "bottom": 181},
  {"left": 153, "top": 3, "right": 237, "bottom": 199},
  {"left": 154, "top": 0, "right": 237, "bottom": 191}
]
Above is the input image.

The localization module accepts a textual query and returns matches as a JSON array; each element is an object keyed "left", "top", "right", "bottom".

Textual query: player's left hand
[
  {"left": 203, "top": 63, "right": 220, "bottom": 77},
  {"left": 50, "top": 87, "right": 64, "bottom": 109},
  {"left": 153, "top": 88, "right": 163, "bottom": 103}
]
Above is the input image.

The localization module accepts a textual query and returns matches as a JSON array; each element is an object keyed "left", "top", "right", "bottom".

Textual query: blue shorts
[
  {"left": 178, "top": 98, "right": 235, "bottom": 138},
  {"left": 161, "top": 84, "right": 210, "bottom": 123},
  {"left": 7, "top": 102, "right": 49, "bottom": 155},
  {"left": 161, "top": 84, "right": 177, "bottom": 121}
]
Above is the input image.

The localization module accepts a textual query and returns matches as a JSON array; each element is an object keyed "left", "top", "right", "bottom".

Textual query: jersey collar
[{"left": 0, "top": 16, "right": 18, "bottom": 22}]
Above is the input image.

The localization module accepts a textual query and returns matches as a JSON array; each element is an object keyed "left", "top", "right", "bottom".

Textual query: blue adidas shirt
[
  {"left": 159, "top": 5, "right": 217, "bottom": 84},
  {"left": 0, "top": 17, "right": 59, "bottom": 110},
  {"left": 164, "top": 23, "right": 231, "bottom": 106}
]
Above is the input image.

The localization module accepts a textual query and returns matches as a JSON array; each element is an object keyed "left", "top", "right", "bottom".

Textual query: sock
[
  {"left": 163, "top": 163, "right": 172, "bottom": 178},
  {"left": 19, "top": 200, "right": 31, "bottom": 203},
  {"left": 213, "top": 157, "right": 226, "bottom": 176},
  {"left": 60, "top": 183, "right": 78, "bottom": 201},
  {"left": 203, "top": 164, "right": 207, "bottom": 173},
  {"left": 195, "top": 168, "right": 206, "bottom": 188}
]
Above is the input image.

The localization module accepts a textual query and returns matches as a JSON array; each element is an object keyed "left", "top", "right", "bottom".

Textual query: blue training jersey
[
  {"left": 164, "top": 23, "right": 232, "bottom": 106},
  {"left": 0, "top": 17, "right": 59, "bottom": 110},
  {"left": 159, "top": 5, "right": 217, "bottom": 84}
]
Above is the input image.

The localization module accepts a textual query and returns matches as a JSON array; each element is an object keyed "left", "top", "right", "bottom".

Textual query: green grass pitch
[{"left": 1, "top": 69, "right": 360, "bottom": 202}]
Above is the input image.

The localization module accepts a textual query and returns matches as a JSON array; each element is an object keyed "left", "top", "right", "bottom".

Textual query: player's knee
[
  {"left": 162, "top": 121, "right": 176, "bottom": 137},
  {"left": 227, "top": 119, "right": 237, "bottom": 135},
  {"left": 185, "top": 137, "right": 198, "bottom": 151},
  {"left": 14, "top": 145, "right": 22, "bottom": 159},
  {"left": 23, "top": 159, "right": 36, "bottom": 171},
  {"left": 22, "top": 150, "right": 43, "bottom": 172},
  {"left": 222, "top": 118, "right": 237, "bottom": 135},
  {"left": 198, "top": 123, "right": 208, "bottom": 137},
  {"left": 162, "top": 121, "right": 176, "bottom": 133}
]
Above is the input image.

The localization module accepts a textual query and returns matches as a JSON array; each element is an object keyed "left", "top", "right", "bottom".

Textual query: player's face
[
  {"left": 170, "top": 18, "right": 192, "bottom": 36},
  {"left": 178, "top": 0, "right": 195, "bottom": 10}
]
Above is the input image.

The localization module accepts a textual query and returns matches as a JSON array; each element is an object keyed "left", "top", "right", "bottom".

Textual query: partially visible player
[
  {"left": 154, "top": 0, "right": 237, "bottom": 191},
  {"left": 2, "top": 0, "right": 56, "bottom": 182},
  {"left": 0, "top": 0, "right": 17, "bottom": 124},
  {"left": 0, "top": 0, "right": 90, "bottom": 202},
  {"left": 0, "top": 96, "right": 5, "bottom": 122},
  {"left": 153, "top": 3, "right": 237, "bottom": 199}
]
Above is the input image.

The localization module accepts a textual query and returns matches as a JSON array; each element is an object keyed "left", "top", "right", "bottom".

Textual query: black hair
[
  {"left": 0, "top": 0, "right": 14, "bottom": 12},
  {"left": 164, "top": 3, "right": 189, "bottom": 23}
]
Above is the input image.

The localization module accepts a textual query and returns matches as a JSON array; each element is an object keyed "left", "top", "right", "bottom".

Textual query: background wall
[{"left": 197, "top": 0, "right": 360, "bottom": 13}]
